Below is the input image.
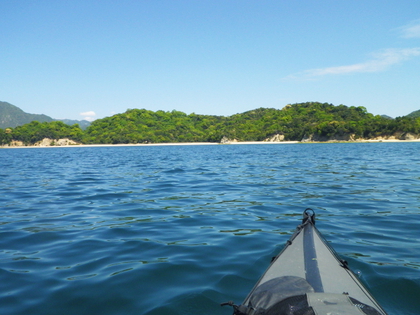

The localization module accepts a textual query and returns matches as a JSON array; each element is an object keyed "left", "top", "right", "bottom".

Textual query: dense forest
[{"left": 1, "top": 102, "right": 420, "bottom": 146}]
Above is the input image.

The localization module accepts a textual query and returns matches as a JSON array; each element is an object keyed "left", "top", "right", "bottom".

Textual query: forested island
[{"left": 1, "top": 102, "right": 420, "bottom": 146}]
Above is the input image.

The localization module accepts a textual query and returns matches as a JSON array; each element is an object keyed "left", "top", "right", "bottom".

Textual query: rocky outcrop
[
  {"left": 6, "top": 140, "right": 25, "bottom": 147},
  {"left": 264, "top": 134, "right": 285, "bottom": 142},
  {"left": 35, "top": 138, "right": 79, "bottom": 146},
  {"left": 400, "top": 132, "right": 418, "bottom": 140},
  {"left": 301, "top": 133, "right": 356, "bottom": 142},
  {"left": 354, "top": 132, "right": 420, "bottom": 141},
  {"left": 2, "top": 138, "right": 80, "bottom": 147},
  {"left": 220, "top": 136, "right": 238, "bottom": 144},
  {"left": 302, "top": 132, "right": 420, "bottom": 142}
]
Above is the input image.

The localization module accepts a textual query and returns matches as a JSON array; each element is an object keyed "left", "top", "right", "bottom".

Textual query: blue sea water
[{"left": 0, "top": 143, "right": 419, "bottom": 315}]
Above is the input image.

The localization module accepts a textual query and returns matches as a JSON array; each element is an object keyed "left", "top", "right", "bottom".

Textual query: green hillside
[
  {"left": 82, "top": 102, "right": 420, "bottom": 144},
  {"left": 406, "top": 109, "right": 420, "bottom": 119},
  {"left": 0, "top": 120, "right": 83, "bottom": 145}
]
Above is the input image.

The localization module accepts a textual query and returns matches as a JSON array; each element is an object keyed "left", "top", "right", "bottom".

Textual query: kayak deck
[{"left": 223, "top": 209, "right": 387, "bottom": 315}]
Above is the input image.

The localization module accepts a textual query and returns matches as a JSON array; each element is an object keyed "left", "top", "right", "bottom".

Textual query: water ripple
[{"left": 0, "top": 143, "right": 420, "bottom": 314}]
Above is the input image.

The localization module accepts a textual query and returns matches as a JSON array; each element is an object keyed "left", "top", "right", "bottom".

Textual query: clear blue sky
[{"left": 1, "top": 1, "right": 420, "bottom": 121}]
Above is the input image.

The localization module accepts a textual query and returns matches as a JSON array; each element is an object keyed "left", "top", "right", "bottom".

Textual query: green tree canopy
[{"left": 2, "top": 102, "right": 419, "bottom": 145}]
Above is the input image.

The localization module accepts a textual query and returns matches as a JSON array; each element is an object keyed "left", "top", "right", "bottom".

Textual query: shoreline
[
  {"left": 1, "top": 141, "right": 294, "bottom": 148},
  {"left": 2, "top": 138, "right": 420, "bottom": 149}
]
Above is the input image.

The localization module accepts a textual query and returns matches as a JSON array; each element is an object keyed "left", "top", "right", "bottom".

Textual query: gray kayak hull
[{"left": 224, "top": 210, "right": 387, "bottom": 315}]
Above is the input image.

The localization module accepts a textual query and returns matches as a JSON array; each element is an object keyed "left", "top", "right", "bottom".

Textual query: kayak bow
[{"left": 223, "top": 209, "right": 387, "bottom": 315}]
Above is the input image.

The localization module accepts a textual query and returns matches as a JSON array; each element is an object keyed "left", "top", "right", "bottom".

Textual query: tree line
[{"left": 1, "top": 102, "right": 420, "bottom": 145}]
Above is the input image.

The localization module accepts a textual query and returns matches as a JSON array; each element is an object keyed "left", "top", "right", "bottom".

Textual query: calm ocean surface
[{"left": 1, "top": 143, "right": 419, "bottom": 315}]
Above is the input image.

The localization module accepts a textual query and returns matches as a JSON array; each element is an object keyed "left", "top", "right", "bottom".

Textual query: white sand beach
[{"left": 3, "top": 138, "right": 420, "bottom": 149}]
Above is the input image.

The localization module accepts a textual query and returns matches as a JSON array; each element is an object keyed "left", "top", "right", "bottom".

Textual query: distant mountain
[
  {"left": 405, "top": 109, "right": 420, "bottom": 119},
  {"left": 0, "top": 101, "right": 54, "bottom": 128},
  {"left": 380, "top": 115, "right": 394, "bottom": 120},
  {"left": 0, "top": 101, "right": 90, "bottom": 129},
  {"left": 59, "top": 119, "right": 91, "bottom": 130}
]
